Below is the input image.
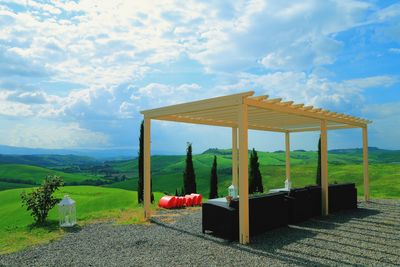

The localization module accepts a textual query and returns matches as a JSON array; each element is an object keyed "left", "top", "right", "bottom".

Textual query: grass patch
[{"left": 0, "top": 186, "right": 163, "bottom": 255}]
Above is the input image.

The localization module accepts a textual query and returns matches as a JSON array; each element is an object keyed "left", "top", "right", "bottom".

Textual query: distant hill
[
  {"left": 0, "top": 145, "right": 181, "bottom": 159},
  {"left": 1, "top": 147, "right": 399, "bottom": 197},
  {"left": 0, "top": 145, "right": 136, "bottom": 159},
  {"left": 0, "top": 154, "right": 100, "bottom": 168}
]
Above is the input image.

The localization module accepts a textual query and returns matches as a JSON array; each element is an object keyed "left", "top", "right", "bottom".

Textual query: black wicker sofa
[
  {"left": 202, "top": 183, "right": 357, "bottom": 240},
  {"left": 202, "top": 191, "right": 288, "bottom": 240}
]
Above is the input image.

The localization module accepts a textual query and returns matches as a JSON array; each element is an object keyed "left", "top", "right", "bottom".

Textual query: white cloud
[
  {"left": 361, "top": 102, "right": 400, "bottom": 149},
  {"left": 189, "top": 0, "right": 371, "bottom": 72},
  {"left": 0, "top": 121, "right": 109, "bottom": 148},
  {"left": 216, "top": 72, "right": 398, "bottom": 111},
  {"left": 389, "top": 48, "right": 400, "bottom": 54}
]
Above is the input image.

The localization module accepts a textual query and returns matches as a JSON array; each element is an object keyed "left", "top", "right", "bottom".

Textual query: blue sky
[{"left": 0, "top": 0, "right": 399, "bottom": 154}]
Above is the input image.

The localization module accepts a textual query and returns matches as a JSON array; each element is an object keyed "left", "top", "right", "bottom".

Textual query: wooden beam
[
  {"left": 141, "top": 91, "right": 254, "bottom": 118},
  {"left": 249, "top": 117, "right": 319, "bottom": 126},
  {"left": 264, "top": 98, "right": 282, "bottom": 104},
  {"left": 245, "top": 98, "right": 366, "bottom": 127},
  {"left": 154, "top": 115, "right": 237, "bottom": 128},
  {"left": 287, "top": 124, "right": 360, "bottom": 133},
  {"left": 154, "top": 115, "right": 287, "bottom": 133},
  {"left": 238, "top": 101, "right": 250, "bottom": 244},
  {"left": 248, "top": 124, "right": 287, "bottom": 133},
  {"left": 285, "top": 132, "right": 291, "bottom": 181},
  {"left": 363, "top": 126, "right": 370, "bottom": 202},
  {"left": 180, "top": 106, "right": 236, "bottom": 117},
  {"left": 232, "top": 127, "right": 238, "bottom": 188},
  {"left": 249, "top": 95, "right": 268, "bottom": 101},
  {"left": 320, "top": 120, "right": 329, "bottom": 216},
  {"left": 144, "top": 118, "right": 151, "bottom": 219}
]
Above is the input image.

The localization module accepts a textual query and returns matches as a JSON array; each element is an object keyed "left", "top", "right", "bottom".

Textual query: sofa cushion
[{"left": 286, "top": 188, "right": 313, "bottom": 223}]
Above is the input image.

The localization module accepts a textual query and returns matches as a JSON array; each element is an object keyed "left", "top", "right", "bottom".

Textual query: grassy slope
[
  {"left": 0, "top": 186, "right": 163, "bottom": 254},
  {"left": 0, "top": 164, "right": 103, "bottom": 187},
  {"left": 107, "top": 151, "right": 400, "bottom": 199},
  {"left": 0, "top": 154, "right": 100, "bottom": 168}
]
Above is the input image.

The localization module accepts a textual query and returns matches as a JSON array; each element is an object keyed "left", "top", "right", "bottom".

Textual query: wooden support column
[
  {"left": 320, "top": 120, "right": 329, "bottom": 216},
  {"left": 238, "top": 102, "right": 250, "bottom": 244},
  {"left": 285, "top": 132, "right": 291, "bottom": 181},
  {"left": 144, "top": 118, "right": 151, "bottom": 219},
  {"left": 232, "top": 127, "right": 238, "bottom": 188},
  {"left": 363, "top": 126, "right": 370, "bottom": 202}
]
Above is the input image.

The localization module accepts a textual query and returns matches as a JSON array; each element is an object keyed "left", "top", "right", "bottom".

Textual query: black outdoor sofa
[
  {"left": 202, "top": 191, "right": 288, "bottom": 240},
  {"left": 202, "top": 183, "right": 357, "bottom": 240}
]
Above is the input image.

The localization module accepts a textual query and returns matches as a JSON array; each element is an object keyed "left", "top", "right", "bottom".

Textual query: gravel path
[{"left": 1, "top": 199, "right": 399, "bottom": 266}]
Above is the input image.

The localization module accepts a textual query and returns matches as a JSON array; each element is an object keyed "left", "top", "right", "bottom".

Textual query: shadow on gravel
[
  {"left": 151, "top": 205, "right": 399, "bottom": 266},
  {"left": 62, "top": 225, "right": 83, "bottom": 233},
  {"left": 368, "top": 200, "right": 400, "bottom": 207}
]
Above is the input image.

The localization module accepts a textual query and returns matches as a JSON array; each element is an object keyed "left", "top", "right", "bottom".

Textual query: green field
[
  {"left": 1, "top": 149, "right": 399, "bottom": 199},
  {"left": 0, "top": 164, "right": 108, "bottom": 188},
  {"left": 0, "top": 148, "right": 399, "bottom": 254},
  {"left": 106, "top": 150, "right": 400, "bottom": 199},
  {"left": 0, "top": 186, "right": 163, "bottom": 254}
]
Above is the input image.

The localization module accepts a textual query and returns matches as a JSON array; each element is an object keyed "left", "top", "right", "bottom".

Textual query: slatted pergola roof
[
  {"left": 141, "top": 91, "right": 371, "bottom": 132},
  {"left": 140, "top": 91, "right": 371, "bottom": 245}
]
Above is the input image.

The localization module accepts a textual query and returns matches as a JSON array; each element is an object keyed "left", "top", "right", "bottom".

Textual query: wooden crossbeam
[{"left": 141, "top": 91, "right": 254, "bottom": 118}]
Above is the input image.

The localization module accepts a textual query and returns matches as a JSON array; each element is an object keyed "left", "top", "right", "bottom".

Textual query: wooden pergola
[{"left": 140, "top": 91, "right": 371, "bottom": 244}]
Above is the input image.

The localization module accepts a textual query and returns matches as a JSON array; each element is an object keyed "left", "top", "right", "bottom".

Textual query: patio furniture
[
  {"left": 202, "top": 192, "right": 288, "bottom": 240},
  {"left": 305, "top": 185, "right": 322, "bottom": 217},
  {"left": 285, "top": 188, "right": 313, "bottom": 224},
  {"left": 329, "top": 183, "right": 357, "bottom": 213}
]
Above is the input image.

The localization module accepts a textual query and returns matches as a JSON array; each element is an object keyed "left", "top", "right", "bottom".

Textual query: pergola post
[
  {"left": 285, "top": 132, "right": 291, "bottom": 182},
  {"left": 238, "top": 102, "right": 249, "bottom": 244},
  {"left": 320, "top": 120, "right": 329, "bottom": 216},
  {"left": 143, "top": 118, "right": 151, "bottom": 219},
  {"left": 363, "top": 126, "right": 369, "bottom": 202},
  {"left": 232, "top": 127, "right": 238, "bottom": 188}
]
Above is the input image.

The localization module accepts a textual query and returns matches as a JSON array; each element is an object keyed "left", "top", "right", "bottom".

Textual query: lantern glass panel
[{"left": 58, "top": 195, "right": 76, "bottom": 227}]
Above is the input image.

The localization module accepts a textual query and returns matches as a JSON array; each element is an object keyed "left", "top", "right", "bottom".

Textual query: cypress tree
[
  {"left": 183, "top": 142, "right": 196, "bottom": 194},
  {"left": 209, "top": 155, "right": 218, "bottom": 199},
  {"left": 138, "top": 120, "right": 154, "bottom": 204},
  {"left": 316, "top": 136, "right": 322, "bottom": 186},
  {"left": 249, "top": 148, "right": 264, "bottom": 194},
  {"left": 138, "top": 121, "right": 144, "bottom": 203}
]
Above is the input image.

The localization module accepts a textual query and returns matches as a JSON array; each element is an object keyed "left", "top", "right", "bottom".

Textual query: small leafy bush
[{"left": 21, "top": 176, "right": 64, "bottom": 225}]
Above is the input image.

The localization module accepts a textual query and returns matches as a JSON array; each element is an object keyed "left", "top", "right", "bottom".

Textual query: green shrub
[{"left": 20, "top": 176, "right": 64, "bottom": 225}]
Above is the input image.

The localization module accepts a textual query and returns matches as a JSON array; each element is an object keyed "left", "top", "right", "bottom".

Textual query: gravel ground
[{"left": 1, "top": 199, "right": 399, "bottom": 266}]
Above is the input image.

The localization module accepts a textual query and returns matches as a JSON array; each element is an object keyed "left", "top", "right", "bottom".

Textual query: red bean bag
[
  {"left": 190, "top": 193, "right": 202, "bottom": 206},
  {"left": 184, "top": 195, "right": 194, "bottom": 207},
  {"left": 158, "top": 196, "right": 177, "bottom": 209},
  {"left": 177, "top": 196, "right": 185, "bottom": 207}
]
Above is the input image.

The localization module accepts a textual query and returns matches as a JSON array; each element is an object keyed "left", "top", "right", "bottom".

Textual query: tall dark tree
[
  {"left": 183, "top": 142, "right": 197, "bottom": 194},
  {"left": 316, "top": 136, "right": 322, "bottom": 186},
  {"left": 138, "top": 121, "right": 144, "bottom": 203},
  {"left": 209, "top": 156, "right": 218, "bottom": 199},
  {"left": 137, "top": 120, "right": 154, "bottom": 204},
  {"left": 249, "top": 148, "right": 264, "bottom": 194}
]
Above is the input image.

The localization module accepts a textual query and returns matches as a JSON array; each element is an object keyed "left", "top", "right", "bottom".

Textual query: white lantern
[
  {"left": 284, "top": 179, "right": 292, "bottom": 190},
  {"left": 228, "top": 184, "right": 237, "bottom": 198},
  {"left": 58, "top": 195, "right": 76, "bottom": 227}
]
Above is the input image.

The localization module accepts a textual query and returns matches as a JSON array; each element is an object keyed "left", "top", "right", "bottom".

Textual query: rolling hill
[
  {"left": 106, "top": 148, "right": 400, "bottom": 198},
  {"left": 0, "top": 164, "right": 110, "bottom": 189},
  {"left": 0, "top": 148, "right": 399, "bottom": 198},
  {"left": 0, "top": 154, "right": 100, "bottom": 168}
]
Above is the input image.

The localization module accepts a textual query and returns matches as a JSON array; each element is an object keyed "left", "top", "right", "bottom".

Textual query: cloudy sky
[{"left": 0, "top": 0, "right": 399, "bottom": 154}]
